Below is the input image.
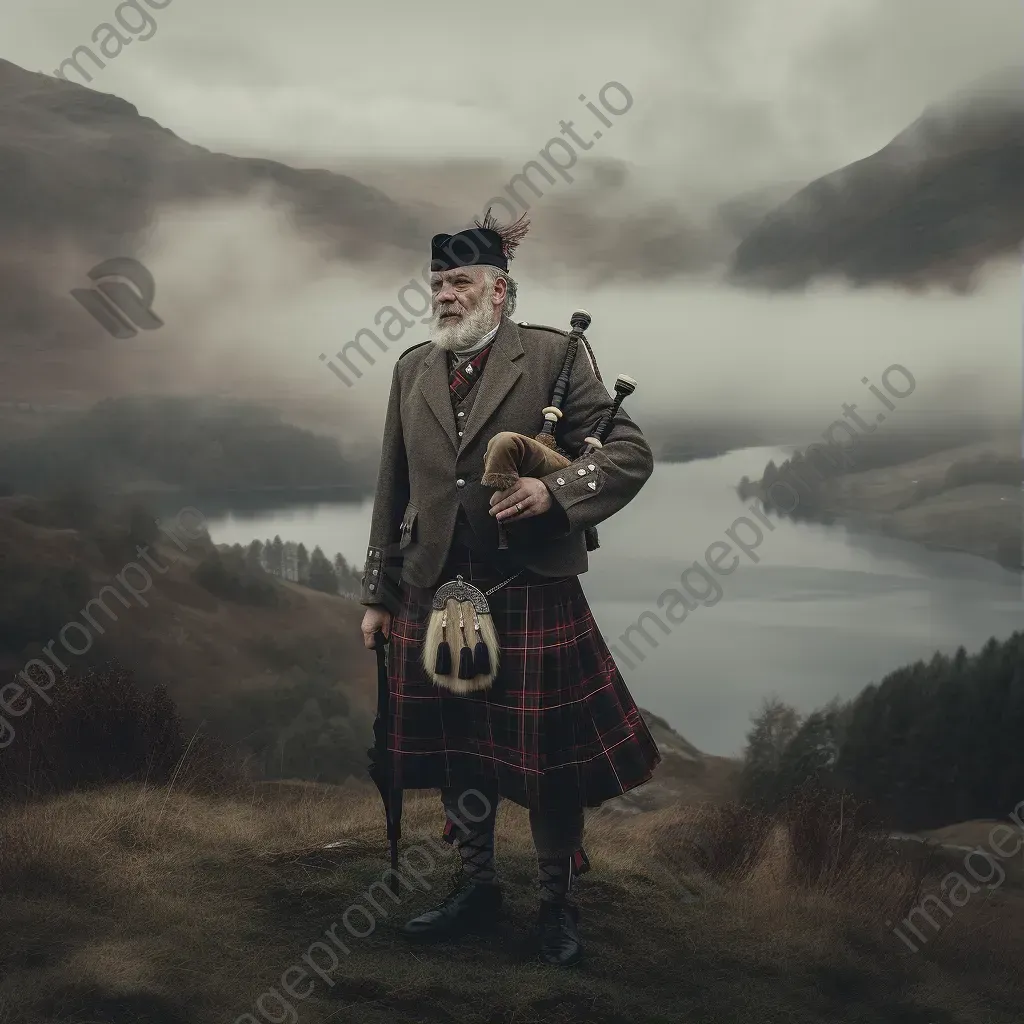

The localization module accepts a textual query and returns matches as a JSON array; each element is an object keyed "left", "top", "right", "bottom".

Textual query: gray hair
[{"left": 482, "top": 265, "right": 518, "bottom": 318}]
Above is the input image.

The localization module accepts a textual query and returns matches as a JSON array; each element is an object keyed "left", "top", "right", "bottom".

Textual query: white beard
[{"left": 431, "top": 297, "right": 499, "bottom": 353}]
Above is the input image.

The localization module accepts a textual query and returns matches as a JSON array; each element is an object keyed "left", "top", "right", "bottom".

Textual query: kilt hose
[{"left": 387, "top": 544, "right": 661, "bottom": 812}]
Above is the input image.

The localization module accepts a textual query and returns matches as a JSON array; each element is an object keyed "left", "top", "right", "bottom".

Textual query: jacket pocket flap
[{"left": 399, "top": 504, "right": 418, "bottom": 548}]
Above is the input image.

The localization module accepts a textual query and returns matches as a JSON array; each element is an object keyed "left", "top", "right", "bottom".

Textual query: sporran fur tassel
[
  {"left": 434, "top": 640, "right": 453, "bottom": 676},
  {"left": 422, "top": 575, "right": 507, "bottom": 694},
  {"left": 456, "top": 604, "right": 474, "bottom": 680},
  {"left": 473, "top": 639, "right": 491, "bottom": 676}
]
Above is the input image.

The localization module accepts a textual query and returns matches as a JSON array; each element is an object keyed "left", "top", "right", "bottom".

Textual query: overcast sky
[
  {"left": 2, "top": 0, "right": 1020, "bottom": 199},
  {"left": 2, "top": 0, "right": 1020, "bottom": 431}
]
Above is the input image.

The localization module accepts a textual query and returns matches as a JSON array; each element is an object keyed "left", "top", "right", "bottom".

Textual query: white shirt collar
[{"left": 456, "top": 321, "right": 500, "bottom": 360}]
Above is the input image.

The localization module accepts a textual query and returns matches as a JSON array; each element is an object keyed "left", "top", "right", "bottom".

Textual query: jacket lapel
[
  {"left": 419, "top": 344, "right": 459, "bottom": 450},
  {"left": 459, "top": 318, "right": 524, "bottom": 451}
]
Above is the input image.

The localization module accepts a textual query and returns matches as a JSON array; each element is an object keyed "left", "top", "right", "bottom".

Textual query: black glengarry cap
[{"left": 430, "top": 209, "right": 530, "bottom": 274}]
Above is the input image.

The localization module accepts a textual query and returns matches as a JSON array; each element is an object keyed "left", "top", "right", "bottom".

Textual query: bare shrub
[
  {"left": 0, "top": 660, "right": 243, "bottom": 804},
  {"left": 683, "top": 801, "right": 776, "bottom": 880},
  {"left": 780, "top": 784, "right": 935, "bottom": 922}
]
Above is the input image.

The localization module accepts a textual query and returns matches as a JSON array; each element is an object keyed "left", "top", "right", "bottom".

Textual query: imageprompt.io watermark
[
  {"left": 71, "top": 257, "right": 163, "bottom": 339},
  {"left": 51, "top": 0, "right": 174, "bottom": 85},
  {"left": 318, "top": 80, "right": 635, "bottom": 389}
]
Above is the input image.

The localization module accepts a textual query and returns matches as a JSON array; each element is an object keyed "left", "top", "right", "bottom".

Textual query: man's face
[
  {"left": 431, "top": 267, "right": 488, "bottom": 323},
  {"left": 429, "top": 267, "right": 507, "bottom": 352}
]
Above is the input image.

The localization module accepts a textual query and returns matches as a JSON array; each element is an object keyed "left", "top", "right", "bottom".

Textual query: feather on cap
[{"left": 474, "top": 208, "right": 531, "bottom": 262}]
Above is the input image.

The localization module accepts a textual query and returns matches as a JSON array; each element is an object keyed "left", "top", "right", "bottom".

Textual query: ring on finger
[{"left": 515, "top": 501, "right": 523, "bottom": 513}]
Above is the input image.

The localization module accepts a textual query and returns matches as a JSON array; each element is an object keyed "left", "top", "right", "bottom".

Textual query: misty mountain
[
  {"left": 729, "top": 71, "right": 1024, "bottom": 290},
  {"left": 0, "top": 59, "right": 424, "bottom": 255},
  {"left": 0, "top": 58, "right": 425, "bottom": 348}
]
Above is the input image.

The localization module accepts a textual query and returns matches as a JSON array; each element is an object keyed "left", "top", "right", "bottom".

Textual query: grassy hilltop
[{"left": 2, "top": 778, "right": 1023, "bottom": 1024}]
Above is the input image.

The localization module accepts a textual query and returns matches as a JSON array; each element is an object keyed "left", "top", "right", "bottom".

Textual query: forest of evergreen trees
[
  {"left": 219, "top": 537, "right": 363, "bottom": 596},
  {"left": 740, "top": 631, "right": 1024, "bottom": 831}
]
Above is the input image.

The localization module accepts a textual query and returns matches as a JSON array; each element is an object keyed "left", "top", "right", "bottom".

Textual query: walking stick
[{"left": 366, "top": 629, "right": 403, "bottom": 868}]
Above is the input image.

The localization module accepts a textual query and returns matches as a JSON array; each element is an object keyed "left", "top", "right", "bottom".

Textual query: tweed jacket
[{"left": 360, "top": 315, "right": 653, "bottom": 609}]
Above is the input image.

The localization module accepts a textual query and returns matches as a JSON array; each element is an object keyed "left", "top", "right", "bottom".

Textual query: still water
[{"left": 206, "top": 448, "right": 1022, "bottom": 756}]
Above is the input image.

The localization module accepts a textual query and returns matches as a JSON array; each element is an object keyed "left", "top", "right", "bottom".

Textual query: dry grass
[{"left": 2, "top": 779, "right": 1023, "bottom": 1024}]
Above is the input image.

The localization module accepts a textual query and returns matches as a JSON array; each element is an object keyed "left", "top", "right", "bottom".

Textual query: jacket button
[
  {"left": 457, "top": 411, "right": 465, "bottom": 418},
  {"left": 588, "top": 464, "right": 596, "bottom": 471},
  {"left": 456, "top": 478, "right": 466, "bottom": 488},
  {"left": 556, "top": 477, "right": 565, "bottom": 485},
  {"left": 458, "top": 431, "right": 463, "bottom": 437},
  {"left": 369, "top": 584, "right": 376, "bottom": 592},
  {"left": 577, "top": 468, "right": 587, "bottom": 476}
]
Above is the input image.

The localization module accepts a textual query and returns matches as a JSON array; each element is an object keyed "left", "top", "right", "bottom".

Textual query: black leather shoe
[
  {"left": 402, "top": 877, "right": 502, "bottom": 940},
  {"left": 536, "top": 900, "right": 583, "bottom": 967}
]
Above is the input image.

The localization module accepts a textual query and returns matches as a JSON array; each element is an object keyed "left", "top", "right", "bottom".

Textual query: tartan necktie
[{"left": 449, "top": 343, "right": 493, "bottom": 408}]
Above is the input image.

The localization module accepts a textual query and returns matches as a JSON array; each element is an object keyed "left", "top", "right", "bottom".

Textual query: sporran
[{"left": 423, "top": 572, "right": 520, "bottom": 693}]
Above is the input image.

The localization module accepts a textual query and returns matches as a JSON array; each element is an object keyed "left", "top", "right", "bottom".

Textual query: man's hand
[
  {"left": 489, "top": 476, "right": 554, "bottom": 523},
  {"left": 361, "top": 607, "right": 392, "bottom": 650}
]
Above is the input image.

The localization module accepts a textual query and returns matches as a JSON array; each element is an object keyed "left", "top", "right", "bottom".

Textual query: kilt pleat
[{"left": 387, "top": 546, "right": 661, "bottom": 810}]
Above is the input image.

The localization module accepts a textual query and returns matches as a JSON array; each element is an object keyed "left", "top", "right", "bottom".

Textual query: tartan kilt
[{"left": 386, "top": 546, "right": 661, "bottom": 811}]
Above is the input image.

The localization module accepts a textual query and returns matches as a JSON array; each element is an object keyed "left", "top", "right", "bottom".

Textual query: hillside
[
  {"left": 823, "top": 437, "right": 1022, "bottom": 568},
  {"left": 604, "top": 711, "right": 739, "bottom": 814},
  {"left": 1, "top": 781, "right": 1021, "bottom": 1023},
  {"left": 730, "top": 72, "right": 1024, "bottom": 289},
  {"left": 0, "top": 492, "right": 379, "bottom": 781}
]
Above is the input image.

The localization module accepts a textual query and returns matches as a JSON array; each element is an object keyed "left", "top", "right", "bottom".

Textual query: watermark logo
[
  {"left": 71, "top": 257, "right": 163, "bottom": 339},
  {"left": 52, "top": 0, "right": 173, "bottom": 85}
]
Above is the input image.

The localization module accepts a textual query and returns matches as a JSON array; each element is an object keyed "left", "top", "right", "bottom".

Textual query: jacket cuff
[
  {"left": 542, "top": 458, "right": 604, "bottom": 532},
  {"left": 360, "top": 544, "right": 403, "bottom": 612}
]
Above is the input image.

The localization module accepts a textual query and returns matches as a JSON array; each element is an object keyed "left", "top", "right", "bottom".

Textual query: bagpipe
[
  {"left": 423, "top": 309, "right": 638, "bottom": 694},
  {"left": 481, "top": 309, "right": 636, "bottom": 550}
]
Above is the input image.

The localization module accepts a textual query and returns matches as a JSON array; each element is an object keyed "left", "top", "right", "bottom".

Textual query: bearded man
[{"left": 359, "top": 213, "right": 660, "bottom": 967}]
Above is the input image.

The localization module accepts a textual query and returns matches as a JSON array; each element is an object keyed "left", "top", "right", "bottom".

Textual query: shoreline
[{"left": 738, "top": 432, "right": 1022, "bottom": 573}]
